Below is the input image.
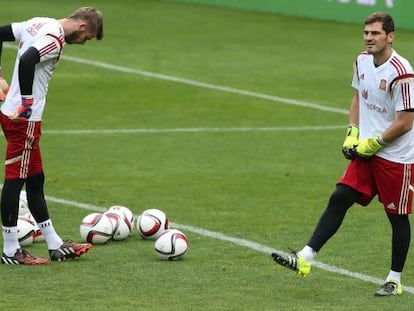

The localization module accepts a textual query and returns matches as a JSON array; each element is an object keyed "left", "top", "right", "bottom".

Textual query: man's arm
[
  {"left": 18, "top": 47, "right": 40, "bottom": 96},
  {"left": 9, "top": 47, "right": 40, "bottom": 121},
  {"left": 381, "top": 110, "right": 414, "bottom": 143},
  {"left": 0, "top": 24, "right": 42, "bottom": 95},
  {"left": 0, "top": 25, "right": 15, "bottom": 64},
  {"left": 353, "top": 110, "right": 414, "bottom": 158},
  {"left": 342, "top": 90, "right": 360, "bottom": 160},
  {"left": 0, "top": 25, "right": 15, "bottom": 99},
  {"left": 348, "top": 90, "right": 359, "bottom": 126}
]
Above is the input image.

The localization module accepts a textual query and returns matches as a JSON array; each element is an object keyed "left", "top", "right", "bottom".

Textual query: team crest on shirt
[
  {"left": 359, "top": 73, "right": 365, "bottom": 80},
  {"left": 378, "top": 79, "right": 387, "bottom": 91}
]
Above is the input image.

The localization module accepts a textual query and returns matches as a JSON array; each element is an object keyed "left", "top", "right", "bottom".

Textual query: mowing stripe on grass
[
  {"left": 4, "top": 43, "right": 347, "bottom": 116},
  {"left": 62, "top": 55, "right": 349, "bottom": 115},
  {"left": 42, "top": 125, "right": 346, "bottom": 135},
  {"left": 45, "top": 194, "right": 414, "bottom": 294}
]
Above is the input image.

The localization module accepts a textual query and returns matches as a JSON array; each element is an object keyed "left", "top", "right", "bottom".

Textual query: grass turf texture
[{"left": 0, "top": 0, "right": 413, "bottom": 310}]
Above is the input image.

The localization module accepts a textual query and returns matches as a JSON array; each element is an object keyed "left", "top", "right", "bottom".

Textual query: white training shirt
[
  {"left": 352, "top": 50, "right": 414, "bottom": 164},
  {"left": 1, "top": 17, "right": 65, "bottom": 121}
]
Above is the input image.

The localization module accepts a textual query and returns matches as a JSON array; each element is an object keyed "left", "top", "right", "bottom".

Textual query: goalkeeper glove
[
  {"left": 354, "top": 136, "right": 386, "bottom": 158},
  {"left": 0, "top": 77, "right": 9, "bottom": 102},
  {"left": 10, "top": 96, "right": 33, "bottom": 122},
  {"left": 342, "top": 125, "right": 359, "bottom": 160}
]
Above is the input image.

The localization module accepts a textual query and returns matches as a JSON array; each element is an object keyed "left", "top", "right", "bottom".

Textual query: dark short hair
[{"left": 364, "top": 12, "right": 394, "bottom": 34}]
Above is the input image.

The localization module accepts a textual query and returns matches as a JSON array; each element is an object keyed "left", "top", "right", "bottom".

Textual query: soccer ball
[
  {"left": 80, "top": 213, "right": 113, "bottom": 244},
  {"left": 154, "top": 229, "right": 189, "bottom": 260},
  {"left": 18, "top": 190, "right": 30, "bottom": 216},
  {"left": 104, "top": 209, "right": 131, "bottom": 241},
  {"left": 137, "top": 208, "right": 170, "bottom": 240},
  {"left": 17, "top": 192, "right": 44, "bottom": 242},
  {"left": 17, "top": 215, "right": 36, "bottom": 246},
  {"left": 108, "top": 205, "right": 134, "bottom": 232},
  {"left": 25, "top": 213, "right": 45, "bottom": 243}
]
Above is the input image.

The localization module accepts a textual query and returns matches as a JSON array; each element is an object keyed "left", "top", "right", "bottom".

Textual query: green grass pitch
[{"left": 0, "top": 0, "right": 414, "bottom": 310}]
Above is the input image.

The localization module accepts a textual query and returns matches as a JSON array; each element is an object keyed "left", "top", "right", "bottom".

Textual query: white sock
[
  {"left": 2, "top": 226, "right": 20, "bottom": 257},
  {"left": 38, "top": 219, "right": 63, "bottom": 250},
  {"left": 298, "top": 245, "right": 316, "bottom": 262},
  {"left": 386, "top": 270, "right": 401, "bottom": 284}
]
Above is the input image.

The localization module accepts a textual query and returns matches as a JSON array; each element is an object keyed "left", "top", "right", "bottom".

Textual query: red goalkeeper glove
[{"left": 10, "top": 96, "right": 33, "bottom": 122}]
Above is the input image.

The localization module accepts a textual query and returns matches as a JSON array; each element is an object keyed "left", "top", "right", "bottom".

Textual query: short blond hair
[{"left": 68, "top": 7, "right": 104, "bottom": 40}]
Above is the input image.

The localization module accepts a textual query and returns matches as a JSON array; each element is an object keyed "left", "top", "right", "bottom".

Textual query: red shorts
[
  {"left": 339, "top": 156, "right": 413, "bottom": 215},
  {"left": 0, "top": 113, "right": 43, "bottom": 179}
]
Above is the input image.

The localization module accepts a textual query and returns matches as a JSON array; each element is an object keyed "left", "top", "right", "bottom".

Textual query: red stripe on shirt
[
  {"left": 389, "top": 73, "right": 414, "bottom": 109},
  {"left": 390, "top": 57, "right": 407, "bottom": 76},
  {"left": 46, "top": 33, "right": 64, "bottom": 50},
  {"left": 45, "top": 33, "right": 64, "bottom": 61},
  {"left": 38, "top": 42, "right": 56, "bottom": 56}
]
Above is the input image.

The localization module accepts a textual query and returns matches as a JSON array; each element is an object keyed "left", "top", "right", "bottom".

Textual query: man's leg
[{"left": 271, "top": 184, "right": 361, "bottom": 276}]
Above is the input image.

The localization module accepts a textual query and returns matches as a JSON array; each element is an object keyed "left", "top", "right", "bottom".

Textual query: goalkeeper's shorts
[
  {"left": 339, "top": 156, "right": 413, "bottom": 215},
  {"left": 0, "top": 112, "right": 43, "bottom": 179}
]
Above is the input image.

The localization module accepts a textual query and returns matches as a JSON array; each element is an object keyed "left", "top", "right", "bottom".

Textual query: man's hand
[
  {"left": 0, "top": 77, "right": 9, "bottom": 101},
  {"left": 353, "top": 136, "right": 386, "bottom": 158},
  {"left": 342, "top": 125, "right": 359, "bottom": 160},
  {"left": 10, "top": 96, "right": 33, "bottom": 122}
]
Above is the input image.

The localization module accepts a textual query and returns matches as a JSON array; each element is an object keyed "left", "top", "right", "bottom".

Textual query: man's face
[
  {"left": 65, "top": 30, "right": 94, "bottom": 45},
  {"left": 363, "top": 21, "right": 393, "bottom": 55}
]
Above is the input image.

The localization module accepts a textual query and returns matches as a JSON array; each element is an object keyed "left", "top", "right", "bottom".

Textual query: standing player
[
  {"left": 0, "top": 7, "right": 104, "bottom": 265},
  {"left": 271, "top": 12, "right": 414, "bottom": 296}
]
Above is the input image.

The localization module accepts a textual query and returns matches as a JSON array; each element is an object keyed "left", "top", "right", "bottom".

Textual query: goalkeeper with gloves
[
  {"left": 0, "top": 7, "right": 103, "bottom": 265},
  {"left": 272, "top": 12, "right": 414, "bottom": 297}
]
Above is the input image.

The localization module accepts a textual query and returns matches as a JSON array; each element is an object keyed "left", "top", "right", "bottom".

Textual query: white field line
[
  {"left": 42, "top": 125, "right": 346, "bottom": 135},
  {"left": 45, "top": 194, "right": 414, "bottom": 294},
  {"left": 62, "top": 55, "right": 349, "bottom": 115},
  {"left": 4, "top": 43, "right": 347, "bottom": 115},
  {"left": 5, "top": 44, "right": 411, "bottom": 292}
]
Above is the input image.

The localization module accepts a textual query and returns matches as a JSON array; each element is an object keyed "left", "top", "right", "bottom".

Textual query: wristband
[
  {"left": 377, "top": 135, "right": 387, "bottom": 146},
  {"left": 22, "top": 96, "right": 34, "bottom": 107}
]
